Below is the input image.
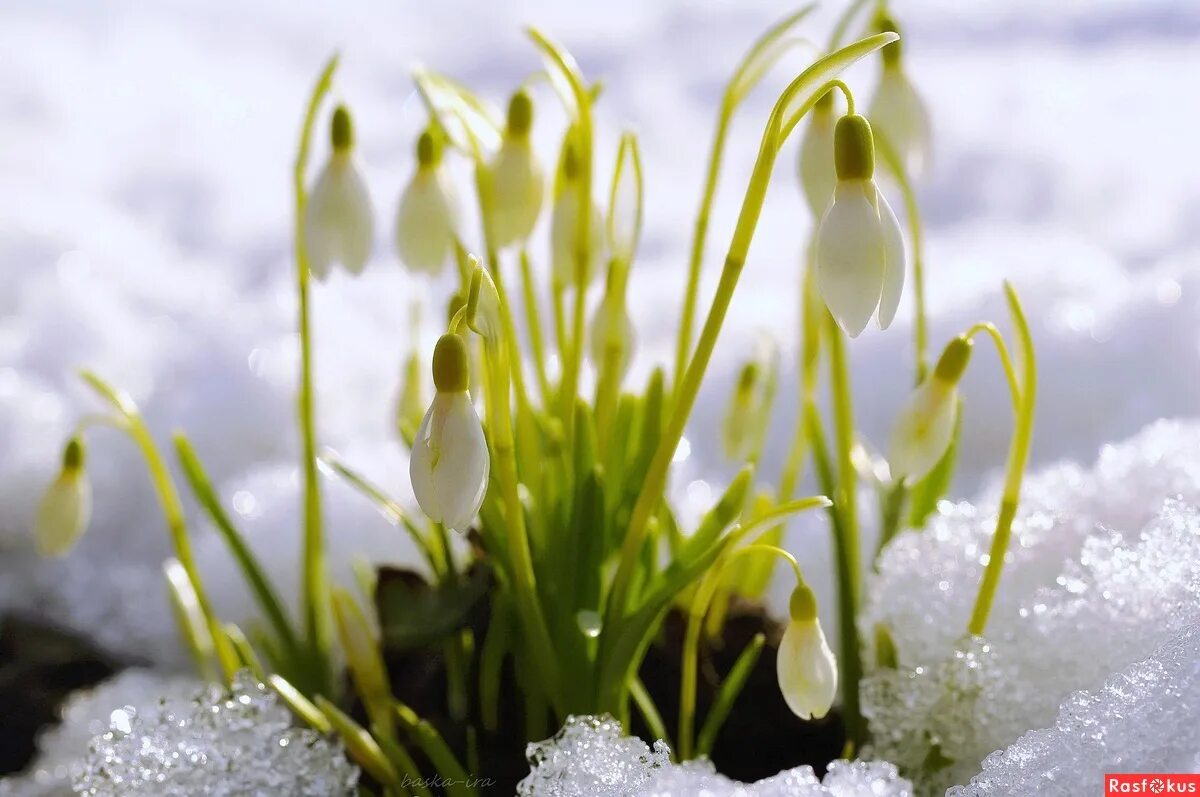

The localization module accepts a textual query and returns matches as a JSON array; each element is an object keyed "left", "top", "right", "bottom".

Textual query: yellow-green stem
[
  {"left": 679, "top": 541, "right": 805, "bottom": 761},
  {"left": 604, "top": 32, "right": 898, "bottom": 637},
  {"left": 482, "top": 337, "right": 562, "bottom": 711},
  {"left": 79, "top": 372, "right": 238, "bottom": 680},
  {"left": 594, "top": 257, "right": 631, "bottom": 445},
  {"left": 293, "top": 56, "right": 338, "bottom": 691},
  {"left": 675, "top": 110, "right": 730, "bottom": 392},
  {"left": 968, "top": 285, "right": 1036, "bottom": 635},
  {"left": 518, "top": 248, "right": 554, "bottom": 406},
  {"left": 824, "top": 314, "right": 864, "bottom": 746},
  {"left": 874, "top": 134, "right": 928, "bottom": 381}
]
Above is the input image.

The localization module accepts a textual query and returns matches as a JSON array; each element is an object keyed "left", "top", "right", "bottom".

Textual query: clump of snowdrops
[{"left": 35, "top": 1, "right": 1036, "bottom": 790}]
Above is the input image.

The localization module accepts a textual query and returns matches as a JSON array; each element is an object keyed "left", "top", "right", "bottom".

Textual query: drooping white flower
[
  {"left": 550, "top": 137, "right": 605, "bottom": 288},
  {"left": 304, "top": 105, "right": 375, "bottom": 280},
  {"left": 35, "top": 437, "right": 91, "bottom": 557},
  {"left": 395, "top": 131, "right": 461, "bottom": 276},
  {"left": 588, "top": 295, "right": 635, "bottom": 379},
  {"left": 889, "top": 335, "right": 972, "bottom": 483},
  {"left": 409, "top": 334, "right": 489, "bottom": 532},
  {"left": 867, "top": 19, "right": 933, "bottom": 179},
  {"left": 777, "top": 584, "right": 838, "bottom": 721},
  {"left": 815, "top": 113, "right": 906, "bottom": 338},
  {"left": 487, "top": 91, "right": 545, "bottom": 249},
  {"left": 797, "top": 89, "right": 837, "bottom": 218}
]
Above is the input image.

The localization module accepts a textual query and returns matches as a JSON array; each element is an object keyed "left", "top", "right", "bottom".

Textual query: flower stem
[
  {"left": 968, "top": 283, "right": 1036, "bottom": 636},
  {"left": 874, "top": 133, "right": 928, "bottom": 381},
  {"left": 675, "top": 110, "right": 729, "bottom": 392},
  {"left": 293, "top": 55, "right": 339, "bottom": 694},
  {"left": 604, "top": 31, "right": 899, "bottom": 639},
  {"left": 518, "top": 248, "right": 554, "bottom": 407},
  {"left": 823, "top": 315, "right": 865, "bottom": 747},
  {"left": 78, "top": 371, "right": 239, "bottom": 681}
]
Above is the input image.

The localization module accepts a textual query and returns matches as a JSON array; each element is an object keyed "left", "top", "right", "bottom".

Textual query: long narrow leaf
[
  {"left": 174, "top": 433, "right": 299, "bottom": 655},
  {"left": 696, "top": 633, "right": 765, "bottom": 756},
  {"left": 394, "top": 704, "right": 476, "bottom": 797}
]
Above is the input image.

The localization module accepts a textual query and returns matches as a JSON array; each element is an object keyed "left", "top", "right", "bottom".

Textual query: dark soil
[
  {"left": 0, "top": 613, "right": 127, "bottom": 776},
  {"left": 376, "top": 584, "right": 845, "bottom": 796}
]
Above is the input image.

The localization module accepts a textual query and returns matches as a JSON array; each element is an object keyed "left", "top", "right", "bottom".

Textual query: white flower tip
[
  {"left": 35, "top": 472, "right": 91, "bottom": 558},
  {"left": 409, "top": 391, "right": 490, "bottom": 534},
  {"left": 777, "top": 615, "right": 838, "bottom": 722}
]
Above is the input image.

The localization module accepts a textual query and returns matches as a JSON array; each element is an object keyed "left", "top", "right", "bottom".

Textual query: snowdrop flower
[
  {"left": 777, "top": 583, "right": 837, "bottom": 720},
  {"left": 867, "top": 16, "right": 932, "bottom": 178},
  {"left": 409, "top": 334, "right": 489, "bottom": 532},
  {"left": 35, "top": 437, "right": 91, "bottom": 557},
  {"left": 487, "top": 91, "right": 545, "bottom": 249},
  {"left": 395, "top": 131, "right": 461, "bottom": 276},
  {"left": 722, "top": 362, "right": 759, "bottom": 461},
  {"left": 889, "top": 335, "right": 972, "bottom": 482},
  {"left": 304, "top": 105, "right": 375, "bottom": 280},
  {"left": 815, "top": 113, "right": 906, "bottom": 338},
  {"left": 588, "top": 295, "right": 635, "bottom": 379},
  {"left": 550, "top": 137, "right": 604, "bottom": 288},
  {"left": 797, "top": 89, "right": 837, "bottom": 218}
]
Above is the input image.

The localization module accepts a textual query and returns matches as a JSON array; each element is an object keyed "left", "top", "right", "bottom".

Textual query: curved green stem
[
  {"left": 823, "top": 313, "right": 865, "bottom": 746},
  {"left": 966, "top": 321, "right": 1021, "bottom": 409},
  {"left": 527, "top": 28, "right": 594, "bottom": 433},
  {"left": 294, "top": 55, "right": 339, "bottom": 692},
  {"left": 605, "top": 32, "right": 898, "bottom": 638},
  {"left": 968, "top": 283, "right": 1036, "bottom": 636},
  {"left": 679, "top": 541, "right": 809, "bottom": 760},
  {"left": 874, "top": 133, "right": 928, "bottom": 381},
  {"left": 78, "top": 371, "right": 239, "bottom": 680},
  {"left": 675, "top": 6, "right": 818, "bottom": 392}
]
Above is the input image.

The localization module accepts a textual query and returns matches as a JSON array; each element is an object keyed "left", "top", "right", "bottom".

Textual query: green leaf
[
  {"left": 696, "top": 632, "right": 765, "bottom": 756},
  {"left": 375, "top": 566, "right": 490, "bottom": 651},
  {"left": 394, "top": 705, "right": 476, "bottom": 797},
  {"left": 728, "top": 5, "right": 818, "bottom": 106},
  {"left": 412, "top": 68, "right": 502, "bottom": 157},
  {"left": 174, "top": 433, "right": 299, "bottom": 657},
  {"left": 679, "top": 465, "right": 753, "bottom": 564}
]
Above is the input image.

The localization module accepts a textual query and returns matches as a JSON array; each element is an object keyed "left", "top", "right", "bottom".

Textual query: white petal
[
  {"left": 868, "top": 68, "right": 932, "bottom": 178},
  {"left": 777, "top": 619, "right": 838, "bottom": 720},
  {"left": 488, "top": 139, "right": 545, "bottom": 248},
  {"left": 550, "top": 191, "right": 605, "bottom": 287},
  {"left": 816, "top": 181, "right": 886, "bottom": 337},
  {"left": 588, "top": 298, "right": 635, "bottom": 378},
  {"left": 304, "top": 155, "right": 376, "bottom": 278},
  {"left": 875, "top": 186, "right": 906, "bottom": 329},
  {"left": 798, "top": 111, "right": 837, "bottom": 219},
  {"left": 395, "top": 169, "right": 460, "bottom": 275},
  {"left": 35, "top": 474, "right": 91, "bottom": 557},
  {"left": 409, "top": 392, "right": 489, "bottom": 532},
  {"left": 888, "top": 379, "right": 957, "bottom": 482}
]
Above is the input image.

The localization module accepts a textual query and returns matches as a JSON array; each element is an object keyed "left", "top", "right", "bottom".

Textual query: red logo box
[{"left": 1106, "top": 774, "right": 1200, "bottom": 794}]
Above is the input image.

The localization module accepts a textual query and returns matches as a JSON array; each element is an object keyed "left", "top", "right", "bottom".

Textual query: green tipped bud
[
  {"left": 877, "top": 14, "right": 904, "bottom": 66},
  {"left": 789, "top": 583, "right": 819, "bottom": 623},
  {"left": 834, "top": 114, "right": 876, "bottom": 181},
  {"left": 331, "top": 105, "right": 354, "bottom": 152},
  {"left": 506, "top": 90, "right": 534, "bottom": 138},
  {"left": 416, "top": 130, "right": 442, "bottom": 168},
  {"left": 933, "top": 335, "right": 973, "bottom": 384},
  {"left": 62, "top": 436, "right": 85, "bottom": 472},
  {"left": 432, "top": 333, "right": 469, "bottom": 393}
]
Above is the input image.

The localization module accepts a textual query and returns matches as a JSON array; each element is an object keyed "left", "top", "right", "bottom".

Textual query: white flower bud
[
  {"left": 777, "top": 585, "right": 837, "bottom": 721},
  {"left": 607, "top": 132, "right": 643, "bottom": 265},
  {"left": 35, "top": 437, "right": 91, "bottom": 557},
  {"left": 395, "top": 132, "right": 460, "bottom": 276},
  {"left": 551, "top": 191, "right": 605, "bottom": 288},
  {"left": 487, "top": 92, "right": 545, "bottom": 248},
  {"left": 815, "top": 114, "right": 906, "bottom": 338},
  {"left": 868, "top": 19, "right": 932, "bottom": 179},
  {"left": 409, "top": 335, "right": 489, "bottom": 532},
  {"left": 888, "top": 336, "right": 971, "bottom": 482},
  {"left": 798, "top": 91, "right": 837, "bottom": 218},
  {"left": 588, "top": 296, "right": 635, "bottom": 379},
  {"left": 304, "top": 106, "right": 375, "bottom": 280}
]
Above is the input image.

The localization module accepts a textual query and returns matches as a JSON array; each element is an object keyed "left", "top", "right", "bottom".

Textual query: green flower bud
[
  {"left": 431, "top": 333, "right": 469, "bottom": 393},
  {"left": 834, "top": 114, "right": 876, "bottom": 182}
]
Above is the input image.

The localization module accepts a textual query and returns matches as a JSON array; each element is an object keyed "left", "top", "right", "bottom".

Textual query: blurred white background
[{"left": 2, "top": 0, "right": 1199, "bottom": 663}]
